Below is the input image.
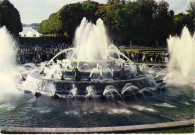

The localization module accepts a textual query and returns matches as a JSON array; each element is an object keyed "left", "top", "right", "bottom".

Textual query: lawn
[
  {"left": 142, "top": 127, "right": 194, "bottom": 134},
  {"left": 124, "top": 48, "right": 168, "bottom": 54}
]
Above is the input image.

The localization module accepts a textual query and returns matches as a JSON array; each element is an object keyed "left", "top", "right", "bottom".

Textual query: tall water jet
[
  {"left": 74, "top": 17, "right": 109, "bottom": 61},
  {"left": 166, "top": 27, "right": 195, "bottom": 86},
  {"left": 0, "top": 27, "right": 21, "bottom": 101}
]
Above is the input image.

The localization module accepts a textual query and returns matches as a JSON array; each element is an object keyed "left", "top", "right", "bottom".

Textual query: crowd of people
[
  {"left": 17, "top": 42, "right": 71, "bottom": 64},
  {"left": 17, "top": 42, "right": 169, "bottom": 64},
  {"left": 124, "top": 51, "right": 169, "bottom": 63}
]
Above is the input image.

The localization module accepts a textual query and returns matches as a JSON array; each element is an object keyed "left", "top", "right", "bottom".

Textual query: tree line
[
  {"left": 38, "top": 0, "right": 194, "bottom": 47},
  {"left": 0, "top": 0, "right": 22, "bottom": 36}
]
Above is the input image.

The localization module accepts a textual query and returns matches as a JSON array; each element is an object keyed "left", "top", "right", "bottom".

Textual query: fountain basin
[
  {"left": 55, "top": 77, "right": 159, "bottom": 95},
  {"left": 22, "top": 72, "right": 165, "bottom": 97}
]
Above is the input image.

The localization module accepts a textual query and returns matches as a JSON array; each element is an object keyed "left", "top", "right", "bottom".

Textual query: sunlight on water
[
  {"left": 131, "top": 105, "right": 157, "bottom": 112},
  {"left": 107, "top": 108, "right": 132, "bottom": 115},
  {"left": 154, "top": 103, "right": 176, "bottom": 108},
  {"left": 0, "top": 102, "right": 16, "bottom": 111}
]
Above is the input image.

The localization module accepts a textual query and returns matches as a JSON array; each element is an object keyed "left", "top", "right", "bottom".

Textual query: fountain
[
  {"left": 0, "top": 21, "right": 194, "bottom": 132},
  {"left": 20, "top": 18, "right": 165, "bottom": 98},
  {"left": 165, "top": 26, "right": 195, "bottom": 87},
  {"left": 0, "top": 27, "right": 22, "bottom": 102}
]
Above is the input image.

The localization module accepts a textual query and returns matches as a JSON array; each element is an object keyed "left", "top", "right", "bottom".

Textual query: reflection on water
[
  {"left": 0, "top": 85, "right": 194, "bottom": 128},
  {"left": 154, "top": 103, "right": 176, "bottom": 108}
]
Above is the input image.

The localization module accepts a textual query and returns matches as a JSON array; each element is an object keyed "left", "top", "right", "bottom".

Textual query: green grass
[
  {"left": 142, "top": 127, "right": 194, "bottom": 134},
  {"left": 135, "top": 62, "right": 167, "bottom": 65},
  {"left": 124, "top": 48, "right": 168, "bottom": 53}
]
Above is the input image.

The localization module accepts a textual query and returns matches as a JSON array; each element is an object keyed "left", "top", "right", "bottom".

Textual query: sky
[{"left": 9, "top": 0, "right": 193, "bottom": 24}]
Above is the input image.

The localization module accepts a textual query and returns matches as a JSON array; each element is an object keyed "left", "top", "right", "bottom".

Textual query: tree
[
  {"left": 186, "top": 1, "right": 195, "bottom": 34},
  {"left": 39, "top": 0, "right": 176, "bottom": 47},
  {"left": 172, "top": 1, "right": 195, "bottom": 36},
  {"left": 97, "top": 0, "right": 159, "bottom": 45},
  {"left": 187, "top": 1, "right": 195, "bottom": 19},
  {"left": 0, "top": 0, "right": 22, "bottom": 36},
  {"left": 153, "top": 0, "right": 174, "bottom": 46},
  {"left": 81, "top": 1, "right": 99, "bottom": 22},
  {"left": 107, "top": 0, "right": 126, "bottom": 4},
  {"left": 173, "top": 13, "right": 188, "bottom": 36},
  {"left": 39, "top": 1, "right": 100, "bottom": 40}
]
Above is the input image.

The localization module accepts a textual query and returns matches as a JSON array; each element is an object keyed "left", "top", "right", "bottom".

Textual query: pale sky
[{"left": 9, "top": 0, "right": 193, "bottom": 24}]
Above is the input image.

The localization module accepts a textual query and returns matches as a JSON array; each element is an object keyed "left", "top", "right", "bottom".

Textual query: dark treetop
[{"left": 0, "top": 0, "right": 22, "bottom": 36}]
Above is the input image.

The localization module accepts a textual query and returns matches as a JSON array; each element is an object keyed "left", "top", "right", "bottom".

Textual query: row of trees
[
  {"left": 39, "top": 1, "right": 99, "bottom": 39},
  {"left": 0, "top": 0, "right": 22, "bottom": 36},
  {"left": 173, "top": 2, "right": 195, "bottom": 36},
  {"left": 39, "top": 0, "right": 195, "bottom": 47}
]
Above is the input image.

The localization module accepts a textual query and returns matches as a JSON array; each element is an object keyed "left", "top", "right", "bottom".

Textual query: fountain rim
[
  {"left": 41, "top": 76, "right": 150, "bottom": 82},
  {"left": 0, "top": 119, "right": 194, "bottom": 133}
]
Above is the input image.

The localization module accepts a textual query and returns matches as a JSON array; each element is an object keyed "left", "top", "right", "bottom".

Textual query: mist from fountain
[
  {"left": 0, "top": 27, "right": 21, "bottom": 101},
  {"left": 166, "top": 27, "right": 195, "bottom": 86}
]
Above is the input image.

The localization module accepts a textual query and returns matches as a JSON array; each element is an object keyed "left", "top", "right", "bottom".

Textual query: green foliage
[
  {"left": 144, "top": 127, "right": 194, "bottom": 133},
  {"left": 39, "top": 12, "right": 63, "bottom": 34},
  {"left": 107, "top": 0, "right": 126, "bottom": 5},
  {"left": 81, "top": 1, "right": 99, "bottom": 22},
  {"left": 39, "top": 1, "right": 99, "bottom": 39},
  {"left": 172, "top": 1, "right": 195, "bottom": 36},
  {"left": 96, "top": 0, "right": 174, "bottom": 45},
  {"left": 186, "top": 1, "right": 195, "bottom": 34},
  {"left": 187, "top": 1, "right": 195, "bottom": 19},
  {"left": 39, "top": 0, "right": 194, "bottom": 47},
  {"left": 173, "top": 13, "right": 189, "bottom": 36},
  {"left": 0, "top": 0, "right": 22, "bottom": 36},
  {"left": 153, "top": 1, "right": 174, "bottom": 43}
]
